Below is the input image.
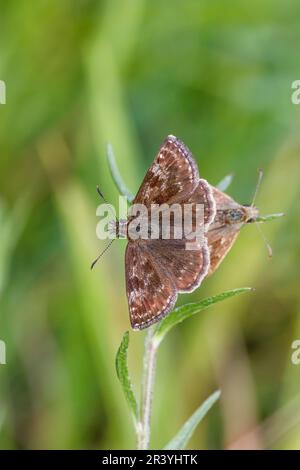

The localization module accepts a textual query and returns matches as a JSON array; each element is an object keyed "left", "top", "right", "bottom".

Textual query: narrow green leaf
[
  {"left": 255, "top": 212, "right": 284, "bottom": 223},
  {"left": 115, "top": 331, "right": 138, "bottom": 423},
  {"left": 107, "top": 143, "right": 134, "bottom": 203},
  {"left": 216, "top": 173, "right": 234, "bottom": 192},
  {"left": 154, "top": 288, "right": 253, "bottom": 345},
  {"left": 164, "top": 390, "right": 221, "bottom": 450}
]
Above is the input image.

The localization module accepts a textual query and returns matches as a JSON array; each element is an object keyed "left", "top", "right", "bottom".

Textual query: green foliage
[
  {"left": 107, "top": 144, "right": 134, "bottom": 203},
  {"left": 116, "top": 288, "right": 252, "bottom": 448},
  {"left": 216, "top": 174, "right": 234, "bottom": 192},
  {"left": 164, "top": 391, "right": 221, "bottom": 450},
  {"left": 115, "top": 332, "right": 138, "bottom": 424},
  {"left": 0, "top": 0, "right": 299, "bottom": 451},
  {"left": 153, "top": 288, "right": 253, "bottom": 346},
  {"left": 0, "top": 196, "right": 31, "bottom": 296},
  {"left": 255, "top": 213, "right": 285, "bottom": 223}
]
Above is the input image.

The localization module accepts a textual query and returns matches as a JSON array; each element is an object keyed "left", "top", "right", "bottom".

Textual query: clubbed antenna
[
  {"left": 91, "top": 185, "right": 117, "bottom": 269},
  {"left": 91, "top": 239, "right": 115, "bottom": 270},
  {"left": 255, "top": 221, "right": 273, "bottom": 258},
  {"left": 251, "top": 169, "right": 264, "bottom": 207}
]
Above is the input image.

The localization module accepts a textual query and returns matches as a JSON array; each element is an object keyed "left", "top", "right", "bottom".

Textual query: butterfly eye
[{"left": 228, "top": 209, "right": 242, "bottom": 221}]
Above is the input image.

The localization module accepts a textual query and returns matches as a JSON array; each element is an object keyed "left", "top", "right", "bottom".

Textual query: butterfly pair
[{"left": 98, "top": 135, "right": 266, "bottom": 330}]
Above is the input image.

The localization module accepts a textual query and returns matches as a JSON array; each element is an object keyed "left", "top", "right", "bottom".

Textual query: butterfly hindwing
[
  {"left": 207, "top": 226, "right": 240, "bottom": 275},
  {"left": 147, "top": 239, "right": 210, "bottom": 293},
  {"left": 125, "top": 242, "right": 177, "bottom": 330},
  {"left": 206, "top": 186, "right": 242, "bottom": 275},
  {"left": 186, "top": 179, "right": 216, "bottom": 229}
]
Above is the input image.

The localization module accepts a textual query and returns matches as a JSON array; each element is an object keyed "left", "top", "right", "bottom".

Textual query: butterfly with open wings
[{"left": 93, "top": 135, "right": 281, "bottom": 330}]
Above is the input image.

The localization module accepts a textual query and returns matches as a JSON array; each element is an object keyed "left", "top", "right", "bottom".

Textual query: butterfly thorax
[
  {"left": 109, "top": 219, "right": 128, "bottom": 238},
  {"left": 110, "top": 217, "right": 151, "bottom": 240}
]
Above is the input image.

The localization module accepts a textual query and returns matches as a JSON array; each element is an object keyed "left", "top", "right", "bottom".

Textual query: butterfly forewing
[
  {"left": 148, "top": 178, "right": 215, "bottom": 241},
  {"left": 133, "top": 135, "right": 199, "bottom": 207},
  {"left": 125, "top": 135, "right": 216, "bottom": 329}
]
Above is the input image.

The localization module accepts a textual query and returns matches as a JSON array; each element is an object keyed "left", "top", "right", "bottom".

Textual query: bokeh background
[{"left": 0, "top": 0, "right": 300, "bottom": 450}]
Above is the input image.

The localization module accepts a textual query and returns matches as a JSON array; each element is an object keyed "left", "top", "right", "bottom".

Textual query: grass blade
[
  {"left": 154, "top": 288, "right": 253, "bottom": 346},
  {"left": 115, "top": 331, "right": 138, "bottom": 424},
  {"left": 255, "top": 212, "right": 284, "bottom": 223},
  {"left": 164, "top": 390, "right": 221, "bottom": 449},
  {"left": 216, "top": 173, "right": 234, "bottom": 192},
  {"left": 107, "top": 143, "right": 134, "bottom": 203}
]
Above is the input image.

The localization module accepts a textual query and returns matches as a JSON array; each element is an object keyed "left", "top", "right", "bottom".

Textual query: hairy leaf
[
  {"left": 154, "top": 288, "right": 253, "bottom": 346},
  {"left": 115, "top": 331, "right": 138, "bottom": 423},
  {"left": 164, "top": 390, "right": 221, "bottom": 450},
  {"left": 216, "top": 173, "right": 234, "bottom": 192}
]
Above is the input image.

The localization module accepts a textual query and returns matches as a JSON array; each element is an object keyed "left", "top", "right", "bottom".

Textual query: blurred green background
[{"left": 0, "top": 0, "right": 300, "bottom": 450}]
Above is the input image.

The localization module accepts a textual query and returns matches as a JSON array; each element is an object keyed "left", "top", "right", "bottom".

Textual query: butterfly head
[
  {"left": 244, "top": 204, "right": 259, "bottom": 224},
  {"left": 224, "top": 205, "right": 259, "bottom": 225}
]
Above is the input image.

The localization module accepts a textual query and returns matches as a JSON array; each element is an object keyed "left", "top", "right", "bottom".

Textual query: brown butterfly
[
  {"left": 93, "top": 137, "right": 283, "bottom": 329},
  {"left": 206, "top": 185, "right": 259, "bottom": 275},
  {"left": 122, "top": 135, "right": 216, "bottom": 330},
  {"left": 206, "top": 171, "right": 285, "bottom": 275}
]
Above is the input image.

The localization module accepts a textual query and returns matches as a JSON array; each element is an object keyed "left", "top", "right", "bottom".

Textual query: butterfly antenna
[
  {"left": 96, "top": 185, "right": 119, "bottom": 221},
  {"left": 255, "top": 221, "right": 273, "bottom": 258},
  {"left": 251, "top": 169, "right": 264, "bottom": 207},
  {"left": 91, "top": 239, "right": 115, "bottom": 270},
  {"left": 97, "top": 185, "right": 108, "bottom": 204}
]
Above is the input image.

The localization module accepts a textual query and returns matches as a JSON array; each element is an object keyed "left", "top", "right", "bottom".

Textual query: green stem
[{"left": 137, "top": 326, "right": 157, "bottom": 449}]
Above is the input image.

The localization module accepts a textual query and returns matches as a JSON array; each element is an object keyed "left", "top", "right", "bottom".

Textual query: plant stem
[{"left": 137, "top": 326, "right": 158, "bottom": 449}]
